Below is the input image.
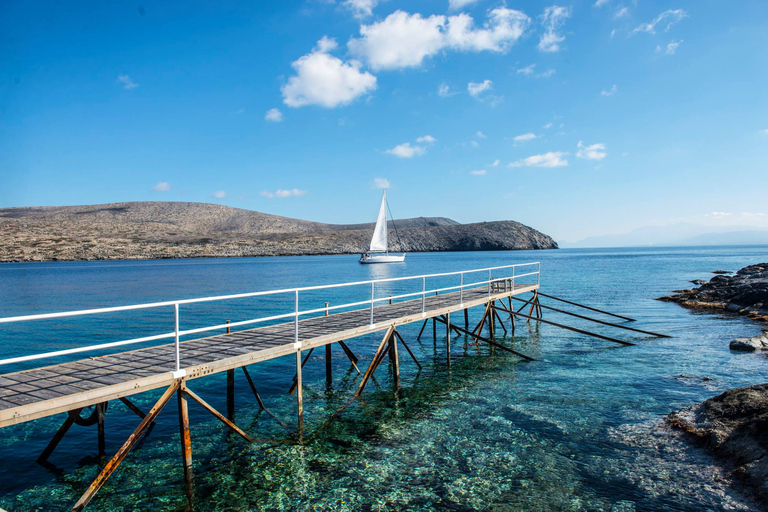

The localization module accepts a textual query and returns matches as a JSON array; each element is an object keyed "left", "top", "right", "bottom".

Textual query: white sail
[{"left": 369, "top": 191, "right": 388, "bottom": 253}]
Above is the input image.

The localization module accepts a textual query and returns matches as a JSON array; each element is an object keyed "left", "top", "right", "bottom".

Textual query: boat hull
[{"left": 359, "top": 254, "right": 406, "bottom": 264}]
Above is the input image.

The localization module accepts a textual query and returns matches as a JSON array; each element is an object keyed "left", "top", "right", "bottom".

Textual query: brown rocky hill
[{"left": 0, "top": 201, "right": 557, "bottom": 262}]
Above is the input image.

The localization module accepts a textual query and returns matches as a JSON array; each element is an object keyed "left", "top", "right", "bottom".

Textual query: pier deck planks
[{"left": 0, "top": 283, "right": 538, "bottom": 427}]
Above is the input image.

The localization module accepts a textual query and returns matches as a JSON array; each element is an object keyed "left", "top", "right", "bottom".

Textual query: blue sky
[{"left": 1, "top": 0, "right": 767, "bottom": 242}]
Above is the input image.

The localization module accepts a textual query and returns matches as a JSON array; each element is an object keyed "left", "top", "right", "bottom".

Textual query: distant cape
[{"left": 0, "top": 201, "right": 558, "bottom": 262}]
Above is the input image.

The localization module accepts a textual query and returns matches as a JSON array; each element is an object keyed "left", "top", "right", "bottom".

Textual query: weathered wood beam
[
  {"left": 177, "top": 381, "right": 194, "bottom": 508},
  {"left": 535, "top": 291, "right": 636, "bottom": 322},
  {"left": 37, "top": 408, "right": 83, "bottom": 464},
  {"left": 241, "top": 366, "right": 287, "bottom": 428},
  {"left": 392, "top": 330, "right": 422, "bottom": 370},
  {"left": 354, "top": 325, "right": 394, "bottom": 397},
  {"left": 183, "top": 387, "right": 256, "bottom": 443}
]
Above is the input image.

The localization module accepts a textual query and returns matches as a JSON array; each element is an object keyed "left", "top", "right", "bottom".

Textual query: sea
[{"left": 1, "top": 246, "right": 767, "bottom": 511}]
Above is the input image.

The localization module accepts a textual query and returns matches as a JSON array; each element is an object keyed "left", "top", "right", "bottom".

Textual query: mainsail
[{"left": 369, "top": 191, "right": 388, "bottom": 253}]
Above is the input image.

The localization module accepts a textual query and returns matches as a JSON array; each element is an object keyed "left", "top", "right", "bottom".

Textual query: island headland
[{"left": 0, "top": 201, "right": 558, "bottom": 262}]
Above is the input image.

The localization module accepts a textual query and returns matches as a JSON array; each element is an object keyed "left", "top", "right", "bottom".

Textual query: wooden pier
[{"left": 0, "top": 262, "right": 666, "bottom": 509}]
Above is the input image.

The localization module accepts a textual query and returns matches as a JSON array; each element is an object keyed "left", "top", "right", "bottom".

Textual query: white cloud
[
  {"left": 513, "top": 132, "right": 537, "bottom": 143},
  {"left": 449, "top": 0, "right": 481, "bottom": 10},
  {"left": 260, "top": 189, "right": 307, "bottom": 199},
  {"left": 373, "top": 177, "right": 391, "bottom": 189},
  {"left": 117, "top": 75, "right": 138, "bottom": 89},
  {"left": 509, "top": 151, "right": 568, "bottom": 168},
  {"left": 741, "top": 212, "right": 766, "bottom": 218},
  {"left": 476, "top": 131, "right": 487, "bottom": 138},
  {"left": 214, "top": 190, "right": 226, "bottom": 199},
  {"left": 516, "top": 63, "right": 556, "bottom": 78},
  {"left": 663, "top": 40, "right": 682, "bottom": 55},
  {"left": 758, "top": 129, "right": 768, "bottom": 136},
  {"left": 594, "top": 0, "right": 609, "bottom": 6},
  {"left": 468, "top": 79, "right": 493, "bottom": 97},
  {"left": 470, "top": 169, "right": 487, "bottom": 175},
  {"left": 416, "top": 135, "right": 437, "bottom": 143},
  {"left": 282, "top": 37, "right": 377, "bottom": 108},
  {"left": 538, "top": 6, "right": 571, "bottom": 53},
  {"left": 152, "top": 182, "right": 171, "bottom": 192},
  {"left": 470, "top": 140, "right": 480, "bottom": 148},
  {"left": 491, "top": 159, "right": 500, "bottom": 167},
  {"left": 233, "top": 108, "right": 246, "bottom": 115},
  {"left": 576, "top": 141, "right": 607, "bottom": 160},
  {"left": 706, "top": 211, "right": 733, "bottom": 218},
  {"left": 543, "top": 122, "right": 553, "bottom": 129},
  {"left": 264, "top": 108, "right": 283, "bottom": 122},
  {"left": 348, "top": 8, "right": 530, "bottom": 71},
  {"left": 343, "top": 0, "right": 377, "bottom": 19},
  {"left": 438, "top": 82, "right": 456, "bottom": 97},
  {"left": 386, "top": 142, "right": 426, "bottom": 158},
  {"left": 614, "top": 7, "right": 629, "bottom": 19},
  {"left": 601, "top": 84, "right": 618, "bottom": 96},
  {"left": 633, "top": 9, "right": 687, "bottom": 35}
]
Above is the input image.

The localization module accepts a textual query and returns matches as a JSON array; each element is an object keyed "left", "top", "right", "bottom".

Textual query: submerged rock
[
  {"left": 729, "top": 333, "right": 768, "bottom": 352},
  {"left": 658, "top": 262, "right": 768, "bottom": 322},
  {"left": 668, "top": 384, "right": 768, "bottom": 503}
]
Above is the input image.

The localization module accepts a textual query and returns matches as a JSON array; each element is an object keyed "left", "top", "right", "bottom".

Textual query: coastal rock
[
  {"left": 729, "top": 333, "right": 768, "bottom": 352},
  {"left": 712, "top": 270, "right": 733, "bottom": 275},
  {"left": 658, "top": 263, "right": 768, "bottom": 322},
  {"left": 667, "top": 384, "right": 768, "bottom": 502},
  {"left": 0, "top": 201, "right": 558, "bottom": 262}
]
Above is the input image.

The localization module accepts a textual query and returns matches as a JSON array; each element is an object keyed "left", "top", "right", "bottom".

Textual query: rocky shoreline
[
  {"left": 668, "top": 384, "right": 768, "bottom": 504},
  {"left": 658, "top": 262, "right": 768, "bottom": 323},
  {"left": 0, "top": 202, "right": 558, "bottom": 262}
]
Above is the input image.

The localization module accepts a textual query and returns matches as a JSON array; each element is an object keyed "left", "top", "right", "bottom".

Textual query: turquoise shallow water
[{"left": 1, "top": 246, "right": 768, "bottom": 510}]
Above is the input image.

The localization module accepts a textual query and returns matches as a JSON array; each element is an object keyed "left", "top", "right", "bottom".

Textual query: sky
[{"left": 1, "top": 0, "right": 767, "bottom": 242}]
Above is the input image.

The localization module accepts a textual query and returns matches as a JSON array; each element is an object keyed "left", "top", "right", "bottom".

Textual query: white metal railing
[{"left": 0, "top": 262, "right": 540, "bottom": 371}]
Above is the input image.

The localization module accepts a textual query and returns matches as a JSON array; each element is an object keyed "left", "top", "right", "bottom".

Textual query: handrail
[{"left": 0, "top": 262, "right": 540, "bottom": 368}]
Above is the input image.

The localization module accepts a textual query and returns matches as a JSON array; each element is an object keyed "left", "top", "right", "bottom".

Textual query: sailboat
[{"left": 359, "top": 190, "right": 406, "bottom": 264}]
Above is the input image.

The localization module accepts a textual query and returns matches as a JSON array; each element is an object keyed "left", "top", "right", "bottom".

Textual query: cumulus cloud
[
  {"left": 468, "top": 79, "right": 493, "bottom": 97},
  {"left": 152, "top": 182, "right": 171, "bottom": 192},
  {"left": 214, "top": 190, "right": 226, "bottom": 199},
  {"left": 601, "top": 84, "right": 618, "bottom": 96},
  {"left": 373, "top": 177, "right": 390, "bottom": 189},
  {"left": 614, "top": 7, "right": 629, "bottom": 18},
  {"left": 491, "top": 159, "right": 500, "bottom": 167},
  {"left": 416, "top": 135, "right": 437, "bottom": 143},
  {"left": 516, "top": 63, "right": 555, "bottom": 78},
  {"left": 438, "top": 82, "right": 456, "bottom": 97},
  {"left": 343, "top": 0, "right": 377, "bottom": 19},
  {"left": 543, "top": 122, "right": 553, "bottom": 129},
  {"left": 594, "top": 0, "right": 609, "bottom": 6},
  {"left": 260, "top": 189, "right": 307, "bottom": 199},
  {"left": 633, "top": 9, "right": 687, "bottom": 35},
  {"left": 264, "top": 108, "right": 283, "bottom": 122},
  {"left": 660, "top": 40, "right": 682, "bottom": 55},
  {"left": 386, "top": 142, "right": 426, "bottom": 158},
  {"left": 706, "top": 211, "right": 733, "bottom": 218},
  {"left": 449, "top": 0, "right": 481, "bottom": 10},
  {"left": 348, "top": 8, "right": 530, "bottom": 71},
  {"left": 576, "top": 141, "right": 607, "bottom": 160},
  {"left": 117, "top": 75, "right": 138, "bottom": 89},
  {"left": 513, "top": 132, "right": 537, "bottom": 143},
  {"left": 282, "top": 37, "right": 377, "bottom": 108},
  {"left": 470, "top": 169, "right": 487, "bottom": 175},
  {"left": 509, "top": 151, "right": 568, "bottom": 168},
  {"left": 538, "top": 6, "right": 571, "bottom": 53}
]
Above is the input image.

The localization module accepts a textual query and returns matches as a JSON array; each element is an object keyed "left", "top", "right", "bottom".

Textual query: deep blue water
[{"left": 1, "top": 246, "right": 767, "bottom": 511}]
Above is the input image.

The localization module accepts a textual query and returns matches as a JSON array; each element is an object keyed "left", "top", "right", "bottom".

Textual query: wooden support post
[
  {"left": 464, "top": 308, "right": 469, "bottom": 331},
  {"left": 296, "top": 351, "right": 303, "bottom": 432},
  {"left": 355, "top": 326, "right": 394, "bottom": 397},
  {"left": 37, "top": 408, "right": 83, "bottom": 464},
  {"left": 226, "top": 320, "right": 231, "bottom": 334},
  {"left": 325, "top": 344, "right": 332, "bottom": 389},
  {"left": 177, "top": 381, "right": 194, "bottom": 507},
  {"left": 72, "top": 381, "right": 180, "bottom": 511},
  {"left": 338, "top": 340, "right": 362, "bottom": 375},
  {"left": 493, "top": 310, "right": 508, "bottom": 336},
  {"left": 508, "top": 297, "right": 516, "bottom": 336},
  {"left": 393, "top": 330, "right": 422, "bottom": 370},
  {"left": 489, "top": 301, "right": 495, "bottom": 339},
  {"left": 183, "top": 387, "right": 256, "bottom": 443},
  {"left": 432, "top": 317, "right": 436, "bottom": 340},
  {"left": 527, "top": 291, "right": 539, "bottom": 324},
  {"left": 389, "top": 329, "right": 400, "bottom": 389},
  {"left": 241, "top": 367, "right": 287, "bottom": 428},
  {"left": 417, "top": 320, "right": 428, "bottom": 341},
  {"left": 96, "top": 402, "right": 106, "bottom": 456},
  {"left": 443, "top": 320, "right": 536, "bottom": 361},
  {"left": 445, "top": 312, "right": 451, "bottom": 361},
  {"left": 289, "top": 347, "right": 314, "bottom": 395},
  {"left": 226, "top": 369, "right": 235, "bottom": 420}
]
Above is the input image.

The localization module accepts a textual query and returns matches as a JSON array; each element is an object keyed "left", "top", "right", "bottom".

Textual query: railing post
[
  {"left": 174, "top": 303, "right": 180, "bottom": 372},
  {"left": 459, "top": 272, "right": 464, "bottom": 306},
  {"left": 512, "top": 265, "right": 516, "bottom": 290},
  {"left": 537, "top": 262, "right": 541, "bottom": 286},
  {"left": 422, "top": 276, "right": 426, "bottom": 313},
  {"left": 294, "top": 290, "right": 299, "bottom": 345},
  {"left": 488, "top": 269, "right": 492, "bottom": 298},
  {"left": 370, "top": 282, "right": 375, "bottom": 325}
]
